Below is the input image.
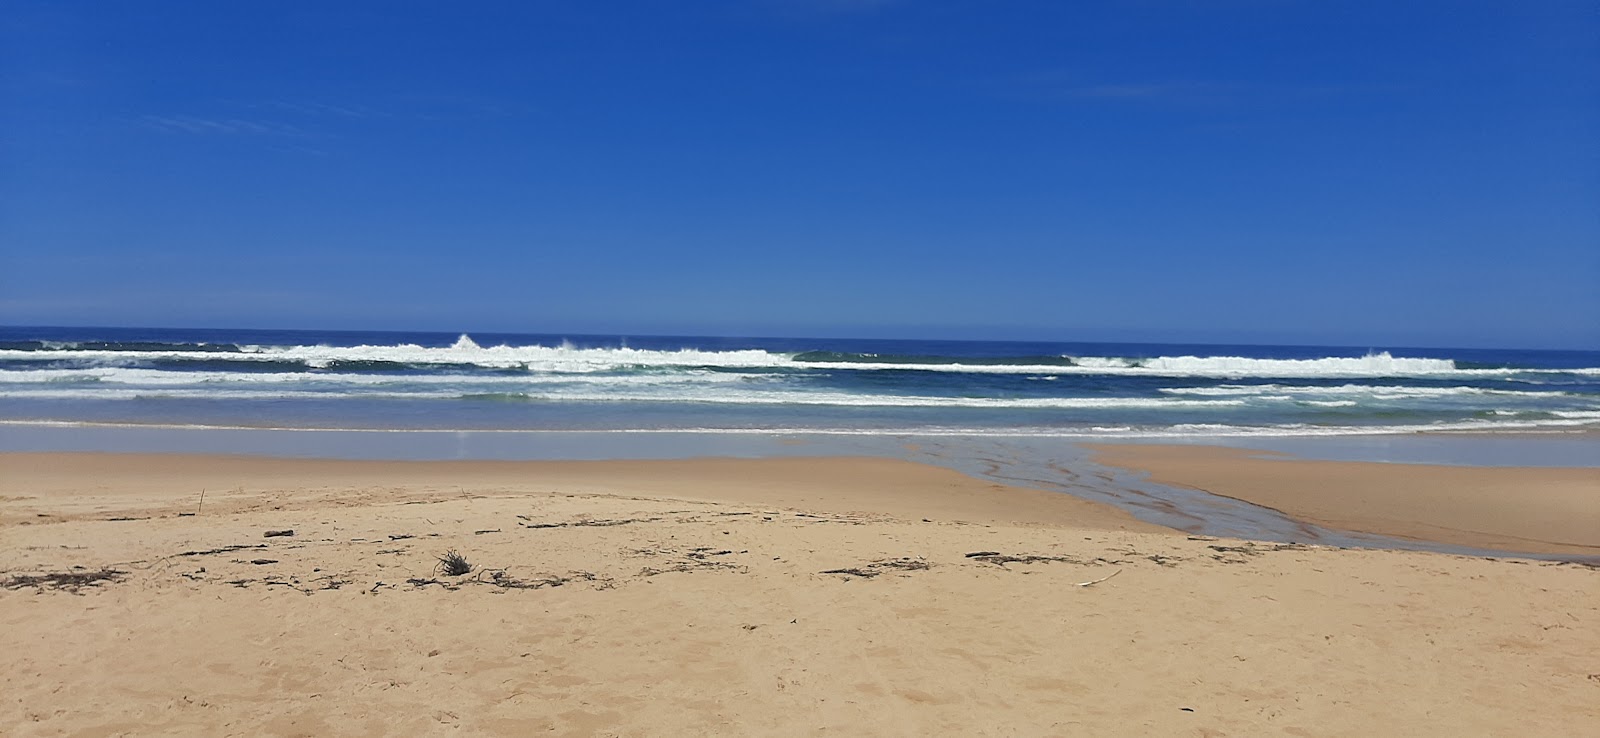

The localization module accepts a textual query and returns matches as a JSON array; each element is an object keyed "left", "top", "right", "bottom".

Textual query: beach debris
[
  {"left": 630, "top": 546, "right": 746, "bottom": 576},
  {"left": 404, "top": 569, "right": 605, "bottom": 591},
  {"left": 249, "top": 559, "right": 279, "bottom": 565},
  {"left": 473, "top": 528, "right": 501, "bottom": 535},
  {"left": 219, "top": 574, "right": 349, "bottom": 595},
  {"left": 435, "top": 550, "right": 473, "bottom": 576},
  {"left": 3, "top": 568, "right": 126, "bottom": 594},
  {"left": 177, "top": 543, "right": 267, "bottom": 557},
  {"left": 966, "top": 552, "right": 1124, "bottom": 568},
  {"left": 309, "top": 575, "right": 347, "bottom": 591},
  {"left": 521, "top": 516, "right": 664, "bottom": 529},
  {"left": 640, "top": 558, "right": 744, "bottom": 577},
  {"left": 480, "top": 570, "right": 601, "bottom": 590},
  {"left": 1074, "top": 569, "right": 1122, "bottom": 587},
  {"left": 265, "top": 576, "right": 337, "bottom": 592},
  {"left": 1207, "top": 542, "right": 1306, "bottom": 562},
  {"left": 1554, "top": 560, "right": 1600, "bottom": 570},
  {"left": 821, "top": 558, "right": 931, "bottom": 579},
  {"left": 263, "top": 529, "right": 295, "bottom": 538},
  {"left": 793, "top": 513, "right": 869, "bottom": 526}
]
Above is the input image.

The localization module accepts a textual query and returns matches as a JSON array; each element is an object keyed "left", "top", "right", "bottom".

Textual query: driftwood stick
[{"left": 1075, "top": 569, "right": 1122, "bottom": 587}]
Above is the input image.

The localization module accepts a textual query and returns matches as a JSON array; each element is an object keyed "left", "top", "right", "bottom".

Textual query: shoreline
[
  {"left": 5, "top": 416, "right": 1598, "bottom": 442},
  {"left": 6, "top": 432, "right": 1598, "bottom": 559},
  {"left": 1085, "top": 443, "right": 1600, "bottom": 558},
  {"left": 0, "top": 452, "right": 1167, "bottom": 533}
]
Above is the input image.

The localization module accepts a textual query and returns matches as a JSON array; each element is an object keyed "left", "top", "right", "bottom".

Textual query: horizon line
[{"left": 2, "top": 322, "right": 1595, "bottom": 354}]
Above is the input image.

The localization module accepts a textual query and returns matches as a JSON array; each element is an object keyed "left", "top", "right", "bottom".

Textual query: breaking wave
[
  {"left": 4, "top": 334, "right": 1585, "bottom": 378},
  {"left": 4, "top": 332, "right": 1596, "bottom": 436},
  {"left": 1158, "top": 384, "right": 1577, "bottom": 399}
]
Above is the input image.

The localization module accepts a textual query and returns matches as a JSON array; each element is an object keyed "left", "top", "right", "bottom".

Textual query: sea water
[
  {"left": 4, "top": 326, "right": 1596, "bottom": 557},
  {"left": 3, "top": 326, "right": 1597, "bottom": 437}
]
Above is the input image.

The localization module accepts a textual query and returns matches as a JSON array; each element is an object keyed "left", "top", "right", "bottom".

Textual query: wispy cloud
[
  {"left": 1015, "top": 74, "right": 1235, "bottom": 105},
  {"left": 137, "top": 95, "right": 523, "bottom": 148},
  {"left": 139, "top": 114, "right": 307, "bottom": 136},
  {"left": 247, "top": 99, "right": 389, "bottom": 119},
  {"left": 994, "top": 71, "right": 1406, "bottom": 108},
  {"left": 138, "top": 97, "right": 390, "bottom": 139}
]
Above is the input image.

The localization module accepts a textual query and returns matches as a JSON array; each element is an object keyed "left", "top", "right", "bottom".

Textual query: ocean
[
  {"left": 5, "top": 324, "right": 1597, "bottom": 557},
  {"left": 2, "top": 325, "right": 1597, "bottom": 438}
]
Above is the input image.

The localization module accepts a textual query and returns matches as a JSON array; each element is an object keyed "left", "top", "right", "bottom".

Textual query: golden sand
[
  {"left": 1085, "top": 443, "right": 1600, "bottom": 557},
  {"left": 2, "top": 452, "right": 1595, "bottom": 736}
]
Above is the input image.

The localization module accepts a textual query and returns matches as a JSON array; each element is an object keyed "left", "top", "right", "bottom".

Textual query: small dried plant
[{"left": 435, "top": 550, "right": 472, "bottom": 576}]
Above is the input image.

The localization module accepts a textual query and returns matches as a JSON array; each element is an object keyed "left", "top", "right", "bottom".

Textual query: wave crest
[{"left": 3, "top": 339, "right": 1594, "bottom": 379}]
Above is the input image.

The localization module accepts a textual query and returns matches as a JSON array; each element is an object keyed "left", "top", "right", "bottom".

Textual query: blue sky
[{"left": 2, "top": 1, "right": 1596, "bottom": 348}]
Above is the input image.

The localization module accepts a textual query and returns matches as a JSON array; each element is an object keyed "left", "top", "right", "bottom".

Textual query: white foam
[
  {"left": 0, "top": 335, "right": 793, "bottom": 373},
  {"left": 501, "top": 391, "right": 1248, "bottom": 410},
  {"left": 7, "top": 339, "right": 1591, "bottom": 379},
  {"left": 1069, "top": 357, "right": 1135, "bottom": 369},
  {"left": 1116, "top": 353, "right": 1459, "bottom": 376},
  {"left": 0, "top": 367, "right": 776, "bottom": 387},
  {"left": 4, "top": 417, "right": 1597, "bottom": 438},
  {"left": 6, "top": 336, "right": 1593, "bottom": 379},
  {"left": 799, "top": 352, "right": 1486, "bottom": 377},
  {"left": 1159, "top": 384, "right": 1567, "bottom": 399},
  {"left": 0, "top": 389, "right": 467, "bottom": 401},
  {"left": 0, "top": 385, "right": 1247, "bottom": 409}
]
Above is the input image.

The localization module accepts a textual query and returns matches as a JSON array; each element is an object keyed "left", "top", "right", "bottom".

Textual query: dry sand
[
  {"left": 1086, "top": 443, "right": 1600, "bottom": 557},
  {"left": 2, "top": 452, "right": 1597, "bottom": 736}
]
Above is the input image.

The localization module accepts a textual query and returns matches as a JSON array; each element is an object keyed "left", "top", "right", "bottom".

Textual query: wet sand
[
  {"left": 2, "top": 452, "right": 1597, "bottom": 736},
  {"left": 1086, "top": 443, "right": 1600, "bottom": 557}
]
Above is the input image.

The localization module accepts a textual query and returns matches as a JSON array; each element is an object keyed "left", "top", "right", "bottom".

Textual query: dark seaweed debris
[
  {"left": 821, "top": 558, "right": 931, "bottom": 579},
  {"left": 4, "top": 568, "right": 126, "bottom": 593}
]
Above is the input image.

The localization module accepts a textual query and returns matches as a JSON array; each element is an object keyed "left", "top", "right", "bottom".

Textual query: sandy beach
[
  {"left": 1086, "top": 443, "right": 1600, "bottom": 557},
  {"left": 2, "top": 451, "right": 1597, "bottom": 736}
]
